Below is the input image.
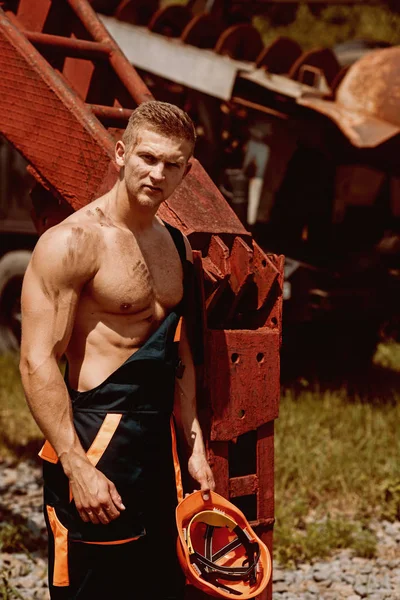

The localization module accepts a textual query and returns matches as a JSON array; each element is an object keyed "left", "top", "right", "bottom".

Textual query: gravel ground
[{"left": 0, "top": 459, "right": 399, "bottom": 600}]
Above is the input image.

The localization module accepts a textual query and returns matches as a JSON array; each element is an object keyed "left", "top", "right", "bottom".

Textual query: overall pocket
[{"left": 41, "top": 411, "right": 147, "bottom": 544}]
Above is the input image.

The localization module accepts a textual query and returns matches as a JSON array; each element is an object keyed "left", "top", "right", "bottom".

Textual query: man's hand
[
  {"left": 188, "top": 453, "right": 215, "bottom": 501},
  {"left": 68, "top": 460, "right": 126, "bottom": 525}
]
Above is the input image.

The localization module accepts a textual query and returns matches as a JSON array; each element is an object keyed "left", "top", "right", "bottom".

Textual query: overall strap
[
  {"left": 163, "top": 221, "right": 187, "bottom": 268},
  {"left": 163, "top": 220, "right": 204, "bottom": 366}
]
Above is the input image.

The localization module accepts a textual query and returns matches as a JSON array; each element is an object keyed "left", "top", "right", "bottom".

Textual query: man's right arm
[{"left": 19, "top": 224, "right": 125, "bottom": 525}]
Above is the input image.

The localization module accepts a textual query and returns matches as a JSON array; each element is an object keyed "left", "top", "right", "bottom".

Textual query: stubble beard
[{"left": 135, "top": 187, "right": 165, "bottom": 211}]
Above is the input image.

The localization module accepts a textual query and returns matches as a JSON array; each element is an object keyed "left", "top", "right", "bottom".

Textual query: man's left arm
[{"left": 173, "top": 238, "right": 215, "bottom": 500}]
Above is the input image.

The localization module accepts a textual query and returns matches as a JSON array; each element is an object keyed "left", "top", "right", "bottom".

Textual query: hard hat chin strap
[{"left": 189, "top": 523, "right": 260, "bottom": 596}]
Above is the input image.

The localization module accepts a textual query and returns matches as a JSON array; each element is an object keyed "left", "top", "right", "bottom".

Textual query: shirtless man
[{"left": 19, "top": 101, "right": 215, "bottom": 599}]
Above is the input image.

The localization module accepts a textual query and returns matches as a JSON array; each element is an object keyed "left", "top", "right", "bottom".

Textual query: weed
[
  {"left": 0, "top": 506, "right": 46, "bottom": 556},
  {"left": 274, "top": 516, "right": 377, "bottom": 567},
  {"left": 0, "top": 569, "right": 25, "bottom": 600},
  {"left": 381, "top": 478, "right": 400, "bottom": 521},
  {"left": 374, "top": 342, "right": 400, "bottom": 373},
  {"left": 0, "top": 523, "right": 27, "bottom": 554}
]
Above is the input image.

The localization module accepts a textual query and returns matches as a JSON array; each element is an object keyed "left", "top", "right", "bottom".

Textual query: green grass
[
  {"left": 0, "top": 349, "right": 399, "bottom": 566},
  {"left": 274, "top": 383, "right": 400, "bottom": 565},
  {"left": 0, "top": 353, "right": 42, "bottom": 461},
  {"left": 254, "top": 4, "right": 400, "bottom": 51},
  {"left": 274, "top": 341, "right": 400, "bottom": 565}
]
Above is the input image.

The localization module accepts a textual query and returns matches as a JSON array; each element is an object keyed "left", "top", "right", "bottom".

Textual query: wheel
[{"left": 0, "top": 250, "right": 32, "bottom": 353}]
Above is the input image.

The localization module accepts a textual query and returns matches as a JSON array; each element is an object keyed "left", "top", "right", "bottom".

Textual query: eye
[
  {"left": 166, "top": 162, "right": 180, "bottom": 169},
  {"left": 140, "top": 153, "right": 157, "bottom": 164}
]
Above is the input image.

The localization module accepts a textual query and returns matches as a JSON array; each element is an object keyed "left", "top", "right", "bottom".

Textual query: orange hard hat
[{"left": 176, "top": 491, "right": 271, "bottom": 598}]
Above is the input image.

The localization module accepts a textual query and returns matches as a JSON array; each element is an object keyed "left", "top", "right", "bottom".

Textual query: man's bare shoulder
[{"left": 30, "top": 212, "right": 104, "bottom": 284}]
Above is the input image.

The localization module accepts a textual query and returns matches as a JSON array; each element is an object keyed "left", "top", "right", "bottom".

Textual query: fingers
[
  {"left": 109, "top": 482, "right": 126, "bottom": 512},
  {"left": 79, "top": 500, "right": 119, "bottom": 525},
  {"left": 80, "top": 508, "right": 100, "bottom": 524},
  {"left": 200, "top": 482, "right": 210, "bottom": 501},
  {"left": 75, "top": 479, "right": 125, "bottom": 525},
  {"left": 200, "top": 468, "right": 216, "bottom": 501},
  {"left": 199, "top": 472, "right": 213, "bottom": 501}
]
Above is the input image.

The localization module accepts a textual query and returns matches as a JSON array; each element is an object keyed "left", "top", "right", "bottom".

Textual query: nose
[{"left": 150, "top": 162, "right": 165, "bottom": 183}]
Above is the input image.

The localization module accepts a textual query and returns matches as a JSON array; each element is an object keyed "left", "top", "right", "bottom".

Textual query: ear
[
  {"left": 183, "top": 161, "right": 192, "bottom": 179},
  {"left": 115, "top": 140, "right": 126, "bottom": 167}
]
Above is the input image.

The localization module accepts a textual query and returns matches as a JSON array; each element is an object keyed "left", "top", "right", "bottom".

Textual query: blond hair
[{"left": 122, "top": 101, "right": 196, "bottom": 155}]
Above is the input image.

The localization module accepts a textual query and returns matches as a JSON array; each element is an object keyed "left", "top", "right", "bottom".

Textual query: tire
[{"left": 0, "top": 250, "right": 32, "bottom": 353}]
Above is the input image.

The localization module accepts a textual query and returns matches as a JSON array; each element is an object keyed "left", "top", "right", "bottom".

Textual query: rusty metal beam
[
  {"left": 24, "top": 31, "right": 112, "bottom": 59},
  {"left": 67, "top": 0, "right": 153, "bottom": 105},
  {"left": 88, "top": 104, "right": 133, "bottom": 126},
  {"left": 229, "top": 474, "right": 258, "bottom": 498}
]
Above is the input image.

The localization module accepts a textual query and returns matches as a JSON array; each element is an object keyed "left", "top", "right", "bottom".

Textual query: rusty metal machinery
[
  {"left": 88, "top": 0, "right": 400, "bottom": 375},
  {"left": 0, "top": 1, "right": 283, "bottom": 598},
  {"left": 91, "top": 0, "right": 400, "bottom": 31}
]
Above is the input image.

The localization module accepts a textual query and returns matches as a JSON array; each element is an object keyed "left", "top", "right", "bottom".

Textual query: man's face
[{"left": 115, "top": 128, "right": 192, "bottom": 209}]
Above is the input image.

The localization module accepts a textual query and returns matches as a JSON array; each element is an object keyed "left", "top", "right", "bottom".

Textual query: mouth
[{"left": 142, "top": 184, "right": 162, "bottom": 193}]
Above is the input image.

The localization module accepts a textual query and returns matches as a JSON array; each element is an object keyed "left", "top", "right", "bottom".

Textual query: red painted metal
[
  {"left": 24, "top": 31, "right": 112, "bottom": 59},
  {"left": 0, "top": 9, "right": 116, "bottom": 209},
  {"left": 89, "top": 104, "right": 133, "bottom": 126},
  {"left": 299, "top": 47, "right": 400, "bottom": 147},
  {"left": 114, "top": 0, "right": 159, "bottom": 26},
  {"left": 148, "top": 5, "right": 192, "bottom": 37},
  {"left": 214, "top": 23, "right": 264, "bottom": 62},
  {"left": 256, "top": 36, "right": 302, "bottom": 73},
  {"left": 229, "top": 474, "right": 258, "bottom": 498},
  {"left": 257, "top": 422, "right": 275, "bottom": 600},
  {"left": 252, "top": 244, "right": 282, "bottom": 311},
  {"left": 206, "top": 329, "right": 280, "bottom": 441},
  {"left": 158, "top": 161, "right": 249, "bottom": 236},
  {"left": 181, "top": 14, "right": 224, "bottom": 49},
  {"left": 289, "top": 47, "right": 341, "bottom": 86},
  {"left": 66, "top": 0, "right": 154, "bottom": 104}
]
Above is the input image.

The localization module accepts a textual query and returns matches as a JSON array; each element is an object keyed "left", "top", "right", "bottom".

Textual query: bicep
[
  {"left": 20, "top": 229, "right": 93, "bottom": 361},
  {"left": 21, "top": 262, "right": 80, "bottom": 360}
]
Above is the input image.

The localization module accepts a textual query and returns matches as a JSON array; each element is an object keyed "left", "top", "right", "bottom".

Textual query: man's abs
[
  {"left": 65, "top": 237, "right": 183, "bottom": 392},
  {"left": 66, "top": 305, "right": 164, "bottom": 392}
]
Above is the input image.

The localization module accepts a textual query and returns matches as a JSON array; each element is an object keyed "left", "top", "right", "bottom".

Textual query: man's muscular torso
[
  {"left": 57, "top": 200, "right": 184, "bottom": 392},
  {"left": 20, "top": 116, "right": 215, "bottom": 536}
]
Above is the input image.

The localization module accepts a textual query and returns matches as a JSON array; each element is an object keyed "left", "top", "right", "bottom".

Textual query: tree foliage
[{"left": 254, "top": 4, "right": 400, "bottom": 50}]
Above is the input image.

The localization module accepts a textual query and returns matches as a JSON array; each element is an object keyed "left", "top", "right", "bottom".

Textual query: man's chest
[{"left": 85, "top": 232, "right": 184, "bottom": 314}]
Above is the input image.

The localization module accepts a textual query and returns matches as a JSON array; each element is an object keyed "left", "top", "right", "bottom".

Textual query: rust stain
[{"left": 338, "top": 47, "right": 400, "bottom": 126}]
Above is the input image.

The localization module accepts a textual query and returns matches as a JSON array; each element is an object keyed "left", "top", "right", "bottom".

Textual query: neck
[{"left": 105, "top": 179, "right": 158, "bottom": 231}]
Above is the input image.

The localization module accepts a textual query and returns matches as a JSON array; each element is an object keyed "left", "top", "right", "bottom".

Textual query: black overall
[{"left": 41, "top": 224, "right": 189, "bottom": 600}]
